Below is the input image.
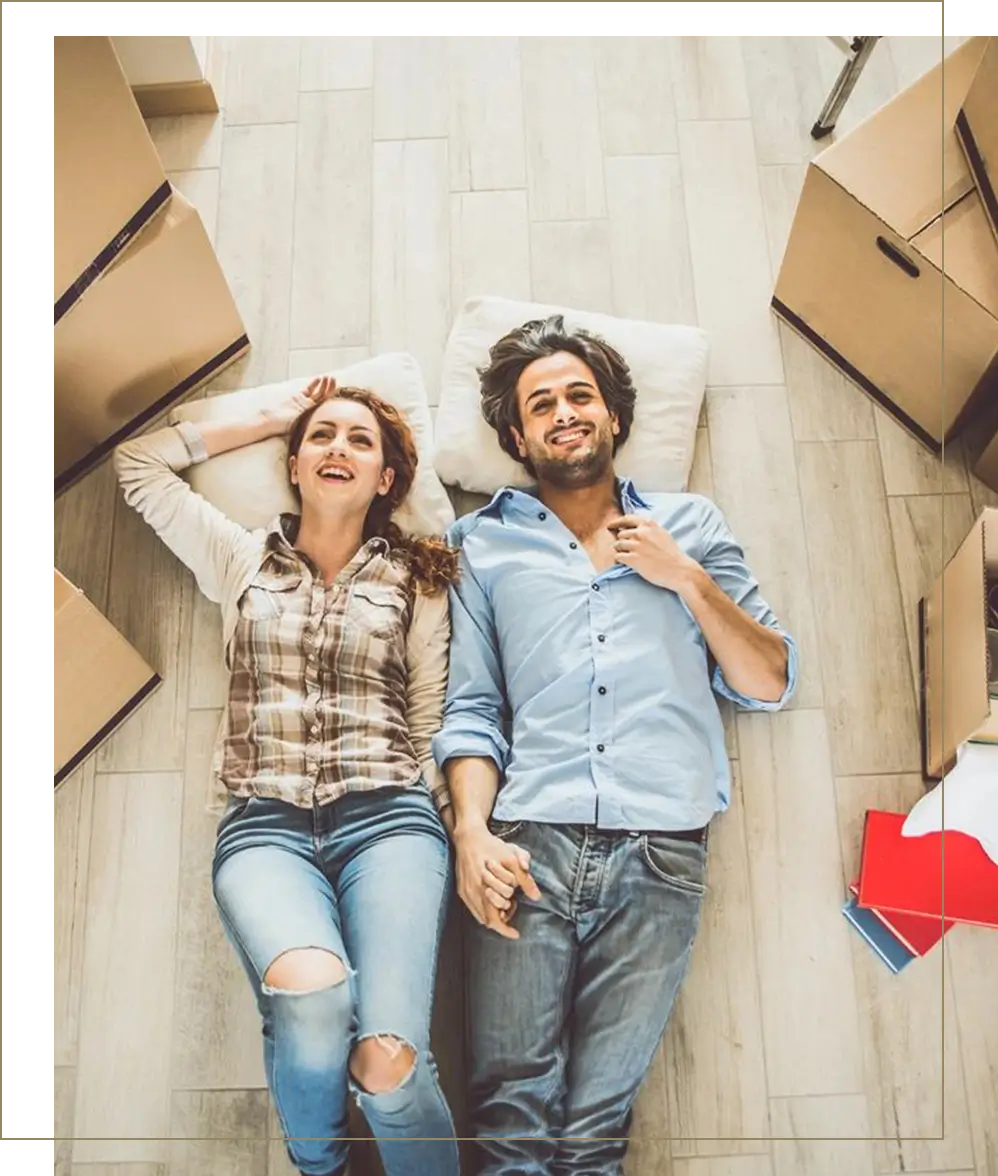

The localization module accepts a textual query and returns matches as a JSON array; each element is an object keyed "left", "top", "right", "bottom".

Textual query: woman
[{"left": 114, "top": 378, "right": 461, "bottom": 1176}]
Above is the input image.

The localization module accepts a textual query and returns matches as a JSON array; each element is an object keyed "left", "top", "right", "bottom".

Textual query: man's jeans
[
  {"left": 467, "top": 819, "right": 707, "bottom": 1175},
  {"left": 212, "top": 787, "right": 460, "bottom": 1176}
]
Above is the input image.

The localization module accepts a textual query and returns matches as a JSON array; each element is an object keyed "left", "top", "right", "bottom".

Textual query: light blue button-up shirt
[{"left": 432, "top": 479, "right": 798, "bottom": 830}]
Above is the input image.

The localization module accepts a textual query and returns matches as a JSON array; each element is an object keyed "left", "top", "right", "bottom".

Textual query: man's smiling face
[{"left": 512, "top": 351, "right": 620, "bottom": 487}]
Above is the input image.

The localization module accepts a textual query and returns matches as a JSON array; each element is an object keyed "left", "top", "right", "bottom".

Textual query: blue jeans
[
  {"left": 211, "top": 787, "right": 460, "bottom": 1176},
  {"left": 467, "top": 820, "right": 707, "bottom": 1175}
]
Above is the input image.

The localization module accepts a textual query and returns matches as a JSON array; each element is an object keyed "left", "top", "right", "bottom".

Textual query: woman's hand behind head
[{"left": 264, "top": 376, "right": 339, "bottom": 434}]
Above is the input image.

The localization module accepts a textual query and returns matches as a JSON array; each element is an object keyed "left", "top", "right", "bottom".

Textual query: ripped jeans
[{"left": 212, "top": 787, "right": 459, "bottom": 1176}]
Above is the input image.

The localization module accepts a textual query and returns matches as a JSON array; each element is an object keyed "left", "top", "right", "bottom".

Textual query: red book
[
  {"left": 856, "top": 810, "right": 998, "bottom": 930},
  {"left": 848, "top": 881, "right": 952, "bottom": 956}
]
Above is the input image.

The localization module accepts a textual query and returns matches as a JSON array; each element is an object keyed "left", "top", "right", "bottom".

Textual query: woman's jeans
[{"left": 211, "top": 786, "right": 459, "bottom": 1176}]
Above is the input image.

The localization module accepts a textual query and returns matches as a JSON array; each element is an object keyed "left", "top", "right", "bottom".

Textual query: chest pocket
[
  {"left": 350, "top": 580, "right": 407, "bottom": 641},
  {"left": 238, "top": 584, "right": 285, "bottom": 622}
]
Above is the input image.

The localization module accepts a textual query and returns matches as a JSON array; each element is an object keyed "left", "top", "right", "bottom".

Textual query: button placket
[{"left": 589, "top": 577, "right": 612, "bottom": 791}]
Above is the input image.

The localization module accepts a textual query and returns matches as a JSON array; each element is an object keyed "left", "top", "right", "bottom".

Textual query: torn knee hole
[
  {"left": 349, "top": 1035, "right": 417, "bottom": 1094},
  {"left": 262, "top": 947, "right": 347, "bottom": 993}
]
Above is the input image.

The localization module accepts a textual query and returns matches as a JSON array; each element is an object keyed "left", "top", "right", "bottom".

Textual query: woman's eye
[{"left": 352, "top": 435, "right": 373, "bottom": 447}]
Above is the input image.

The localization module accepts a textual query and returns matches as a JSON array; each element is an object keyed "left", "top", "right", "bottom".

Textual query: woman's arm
[
  {"left": 405, "top": 588, "right": 453, "bottom": 829},
  {"left": 114, "top": 379, "right": 336, "bottom": 604},
  {"left": 195, "top": 376, "right": 336, "bottom": 459}
]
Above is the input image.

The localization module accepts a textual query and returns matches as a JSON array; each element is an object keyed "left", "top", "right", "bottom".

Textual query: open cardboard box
[
  {"left": 55, "top": 570, "right": 160, "bottom": 786},
  {"left": 774, "top": 37, "right": 998, "bottom": 454},
  {"left": 54, "top": 190, "right": 249, "bottom": 493},
  {"left": 55, "top": 36, "right": 170, "bottom": 322},
  {"left": 956, "top": 36, "right": 998, "bottom": 246},
  {"left": 921, "top": 507, "right": 998, "bottom": 779}
]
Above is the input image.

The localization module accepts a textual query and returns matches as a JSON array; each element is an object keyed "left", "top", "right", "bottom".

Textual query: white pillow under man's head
[{"left": 434, "top": 296, "right": 709, "bottom": 496}]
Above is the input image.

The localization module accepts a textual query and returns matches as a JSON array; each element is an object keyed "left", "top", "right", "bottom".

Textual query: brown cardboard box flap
[
  {"left": 956, "top": 37, "right": 998, "bottom": 242},
  {"left": 925, "top": 509, "right": 998, "bottom": 776},
  {"left": 817, "top": 36, "right": 986, "bottom": 239},
  {"left": 54, "top": 190, "right": 249, "bottom": 489},
  {"left": 912, "top": 188, "right": 998, "bottom": 319},
  {"left": 54, "top": 570, "right": 160, "bottom": 782},
  {"left": 55, "top": 37, "right": 169, "bottom": 318}
]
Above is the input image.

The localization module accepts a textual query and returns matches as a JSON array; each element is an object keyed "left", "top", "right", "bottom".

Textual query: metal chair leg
[{"left": 812, "top": 36, "right": 881, "bottom": 140}]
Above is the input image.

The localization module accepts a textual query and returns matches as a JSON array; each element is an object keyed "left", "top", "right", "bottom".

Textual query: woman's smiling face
[{"left": 289, "top": 397, "right": 395, "bottom": 515}]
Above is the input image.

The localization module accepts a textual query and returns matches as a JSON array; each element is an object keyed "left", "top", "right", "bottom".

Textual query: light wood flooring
[{"left": 54, "top": 35, "right": 998, "bottom": 1176}]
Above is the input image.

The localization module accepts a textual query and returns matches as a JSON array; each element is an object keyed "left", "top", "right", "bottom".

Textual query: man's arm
[
  {"left": 611, "top": 501, "right": 797, "bottom": 708},
  {"left": 433, "top": 545, "right": 540, "bottom": 937},
  {"left": 676, "top": 565, "right": 789, "bottom": 702}
]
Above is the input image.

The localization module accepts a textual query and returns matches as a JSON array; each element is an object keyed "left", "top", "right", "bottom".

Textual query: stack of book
[{"left": 842, "top": 810, "right": 998, "bottom": 973}]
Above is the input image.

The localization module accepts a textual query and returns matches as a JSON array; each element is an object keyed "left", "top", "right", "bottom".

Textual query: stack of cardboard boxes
[
  {"left": 775, "top": 37, "right": 998, "bottom": 781},
  {"left": 54, "top": 36, "right": 248, "bottom": 784}
]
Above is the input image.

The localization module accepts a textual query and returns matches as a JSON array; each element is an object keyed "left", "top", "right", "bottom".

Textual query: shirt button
[
  {"left": 569, "top": 541, "right": 578, "bottom": 550},
  {"left": 592, "top": 583, "right": 600, "bottom": 592},
  {"left": 598, "top": 686, "right": 607, "bottom": 695},
  {"left": 598, "top": 634, "right": 606, "bottom": 643},
  {"left": 597, "top": 743, "right": 605, "bottom": 753},
  {"left": 503, "top": 490, "right": 513, "bottom": 499},
  {"left": 539, "top": 511, "right": 548, "bottom": 521}
]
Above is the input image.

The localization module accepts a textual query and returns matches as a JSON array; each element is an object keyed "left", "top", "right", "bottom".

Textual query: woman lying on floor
[{"left": 114, "top": 378, "right": 461, "bottom": 1176}]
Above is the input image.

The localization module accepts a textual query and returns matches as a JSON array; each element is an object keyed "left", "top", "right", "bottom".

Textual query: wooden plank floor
[{"left": 54, "top": 35, "right": 998, "bottom": 1176}]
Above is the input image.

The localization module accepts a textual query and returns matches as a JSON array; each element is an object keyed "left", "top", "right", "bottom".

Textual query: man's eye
[{"left": 533, "top": 400, "right": 552, "bottom": 414}]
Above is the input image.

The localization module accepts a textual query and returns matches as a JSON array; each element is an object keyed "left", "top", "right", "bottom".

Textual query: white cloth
[
  {"left": 902, "top": 742, "right": 998, "bottom": 864},
  {"left": 434, "top": 296, "right": 709, "bottom": 495}
]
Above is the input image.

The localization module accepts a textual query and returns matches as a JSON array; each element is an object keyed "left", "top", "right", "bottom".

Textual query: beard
[{"left": 527, "top": 423, "right": 616, "bottom": 489}]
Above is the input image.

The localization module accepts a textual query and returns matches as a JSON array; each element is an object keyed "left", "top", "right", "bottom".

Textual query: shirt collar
[
  {"left": 261, "top": 514, "right": 390, "bottom": 585},
  {"left": 480, "top": 476, "right": 651, "bottom": 521}
]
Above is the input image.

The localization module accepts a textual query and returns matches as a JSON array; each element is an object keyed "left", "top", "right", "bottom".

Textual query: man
[{"left": 432, "top": 316, "right": 797, "bottom": 1175}]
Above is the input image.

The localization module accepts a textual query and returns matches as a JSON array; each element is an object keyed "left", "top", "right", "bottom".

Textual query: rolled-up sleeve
[
  {"left": 431, "top": 542, "right": 510, "bottom": 773},
  {"left": 697, "top": 497, "right": 799, "bottom": 711}
]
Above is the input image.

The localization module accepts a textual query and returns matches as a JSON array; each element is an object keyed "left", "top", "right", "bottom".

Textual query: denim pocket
[
  {"left": 217, "top": 794, "right": 253, "bottom": 834},
  {"left": 639, "top": 833, "right": 707, "bottom": 896},
  {"left": 487, "top": 818, "right": 525, "bottom": 842}
]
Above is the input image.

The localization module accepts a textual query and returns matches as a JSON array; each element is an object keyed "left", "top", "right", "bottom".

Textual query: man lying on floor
[{"left": 434, "top": 314, "right": 798, "bottom": 1176}]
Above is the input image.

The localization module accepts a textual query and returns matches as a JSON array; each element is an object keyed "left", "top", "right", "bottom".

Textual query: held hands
[
  {"left": 454, "top": 823, "right": 541, "bottom": 940},
  {"left": 608, "top": 514, "right": 699, "bottom": 593},
  {"left": 261, "top": 376, "right": 338, "bottom": 435}
]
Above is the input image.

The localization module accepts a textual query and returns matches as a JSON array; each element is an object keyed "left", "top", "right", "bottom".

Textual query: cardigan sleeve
[
  {"left": 113, "top": 423, "right": 261, "bottom": 609},
  {"left": 405, "top": 587, "right": 452, "bottom": 814}
]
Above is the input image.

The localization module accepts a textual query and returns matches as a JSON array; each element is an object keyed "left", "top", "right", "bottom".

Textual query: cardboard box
[
  {"left": 111, "top": 35, "right": 219, "bottom": 117},
  {"left": 974, "top": 430, "right": 998, "bottom": 494},
  {"left": 55, "top": 36, "right": 171, "bottom": 322},
  {"left": 55, "top": 570, "right": 160, "bottom": 785},
  {"left": 921, "top": 507, "right": 998, "bottom": 779},
  {"left": 956, "top": 37, "right": 998, "bottom": 245},
  {"left": 774, "top": 37, "right": 998, "bottom": 454},
  {"left": 54, "top": 191, "right": 250, "bottom": 493}
]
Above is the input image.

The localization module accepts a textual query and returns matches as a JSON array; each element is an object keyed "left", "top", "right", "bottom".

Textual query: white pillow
[
  {"left": 434, "top": 296, "right": 709, "bottom": 495},
  {"left": 169, "top": 353, "right": 455, "bottom": 537}
]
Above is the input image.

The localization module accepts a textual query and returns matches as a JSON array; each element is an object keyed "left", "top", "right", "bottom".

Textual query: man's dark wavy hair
[{"left": 477, "top": 315, "right": 637, "bottom": 472}]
